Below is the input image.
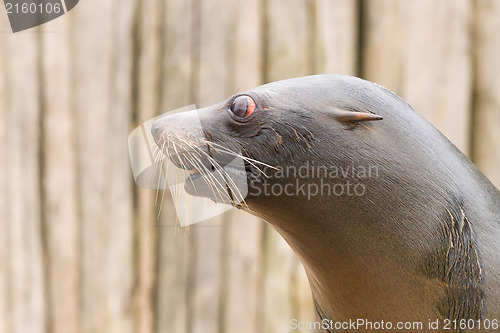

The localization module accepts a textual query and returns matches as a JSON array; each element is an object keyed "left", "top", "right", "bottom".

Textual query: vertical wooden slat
[
  {"left": 195, "top": 0, "right": 234, "bottom": 104},
  {"left": 223, "top": 1, "right": 264, "bottom": 332},
  {"left": 266, "top": 0, "right": 312, "bottom": 82},
  {"left": 40, "top": 17, "right": 80, "bottom": 333},
  {"left": 0, "top": 17, "right": 11, "bottom": 333},
  {"left": 154, "top": 0, "right": 194, "bottom": 332},
  {"left": 133, "top": 1, "right": 162, "bottom": 333},
  {"left": 473, "top": 0, "right": 500, "bottom": 187},
  {"left": 155, "top": 223, "right": 192, "bottom": 333},
  {"left": 261, "top": 229, "right": 296, "bottom": 333},
  {"left": 314, "top": 0, "right": 358, "bottom": 75},
  {"left": 4, "top": 32, "right": 46, "bottom": 333},
  {"left": 363, "top": 0, "right": 473, "bottom": 153},
  {"left": 190, "top": 1, "right": 235, "bottom": 332},
  {"left": 161, "top": 0, "right": 195, "bottom": 112},
  {"left": 190, "top": 225, "right": 223, "bottom": 333},
  {"left": 362, "top": 0, "right": 405, "bottom": 91},
  {"left": 103, "top": 1, "right": 136, "bottom": 331},
  {"left": 73, "top": 3, "right": 113, "bottom": 330},
  {"left": 73, "top": 0, "right": 135, "bottom": 332},
  {"left": 264, "top": 1, "right": 314, "bottom": 331},
  {"left": 223, "top": 214, "right": 263, "bottom": 333},
  {"left": 227, "top": 0, "right": 263, "bottom": 91},
  {"left": 402, "top": 0, "right": 472, "bottom": 153}
]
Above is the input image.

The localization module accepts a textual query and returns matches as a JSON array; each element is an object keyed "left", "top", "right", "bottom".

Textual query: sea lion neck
[{"left": 152, "top": 74, "right": 500, "bottom": 330}]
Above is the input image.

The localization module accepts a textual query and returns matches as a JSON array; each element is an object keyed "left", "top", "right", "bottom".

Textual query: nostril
[{"left": 151, "top": 120, "right": 162, "bottom": 140}]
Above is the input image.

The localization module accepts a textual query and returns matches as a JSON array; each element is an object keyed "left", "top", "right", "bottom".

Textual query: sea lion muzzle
[{"left": 151, "top": 108, "right": 251, "bottom": 205}]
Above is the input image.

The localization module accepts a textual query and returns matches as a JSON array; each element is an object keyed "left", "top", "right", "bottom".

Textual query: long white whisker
[
  {"left": 202, "top": 140, "right": 279, "bottom": 170},
  {"left": 175, "top": 136, "right": 233, "bottom": 203},
  {"left": 155, "top": 141, "right": 167, "bottom": 205},
  {"left": 183, "top": 153, "right": 227, "bottom": 201},
  {"left": 202, "top": 141, "right": 274, "bottom": 179},
  {"left": 189, "top": 143, "right": 248, "bottom": 208}
]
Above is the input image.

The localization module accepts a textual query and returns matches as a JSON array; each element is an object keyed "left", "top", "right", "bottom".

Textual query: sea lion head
[
  {"left": 151, "top": 75, "right": 389, "bottom": 216},
  {"left": 151, "top": 74, "right": 494, "bottom": 324}
]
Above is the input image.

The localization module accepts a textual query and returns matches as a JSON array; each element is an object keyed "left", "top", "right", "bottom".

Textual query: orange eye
[{"left": 229, "top": 95, "right": 256, "bottom": 118}]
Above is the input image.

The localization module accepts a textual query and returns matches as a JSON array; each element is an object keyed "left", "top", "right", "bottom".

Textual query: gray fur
[{"left": 153, "top": 75, "right": 500, "bottom": 332}]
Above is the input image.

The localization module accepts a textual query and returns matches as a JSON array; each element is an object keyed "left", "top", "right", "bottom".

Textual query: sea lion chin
[{"left": 152, "top": 74, "right": 500, "bottom": 332}]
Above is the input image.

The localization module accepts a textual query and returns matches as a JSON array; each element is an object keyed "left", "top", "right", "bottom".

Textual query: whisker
[
  {"left": 203, "top": 140, "right": 278, "bottom": 170},
  {"left": 202, "top": 140, "right": 277, "bottom": 178},
  {"left": 175, "top": 136, "right": 233, "bottom": 202},
  {"left": 189, "top": 143, "right": 248, "bottom": 208},
  {"left": 157, "top": 158, "right": 166, "bottom": 220},
  {"left": 155, "top": 141, "right": 167, "bottom": 205},
  {"left": 183, "top": 153, "right": 227, "bottom": 202}
]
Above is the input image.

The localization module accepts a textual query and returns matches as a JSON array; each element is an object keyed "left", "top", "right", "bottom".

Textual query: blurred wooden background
[{"left": 1, "top": 0, "right": 500, "bottom": 332}]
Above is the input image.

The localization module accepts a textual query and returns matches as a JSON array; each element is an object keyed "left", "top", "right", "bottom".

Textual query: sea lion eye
[{"left": 229, "top": 95, "right": 256, "bottom": 118}]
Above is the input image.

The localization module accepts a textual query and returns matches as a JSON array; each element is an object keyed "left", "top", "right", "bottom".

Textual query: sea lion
[{"left": 151, "top": 75, "right": 500, "bottom": 332}]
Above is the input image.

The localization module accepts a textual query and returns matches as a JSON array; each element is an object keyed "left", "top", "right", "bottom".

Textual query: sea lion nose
[
  {"left": 151, "top": 119, "right": 162, "bottom": 140},
  {"left": 151, "top": 113, "right": 188, "bottom": 141}
]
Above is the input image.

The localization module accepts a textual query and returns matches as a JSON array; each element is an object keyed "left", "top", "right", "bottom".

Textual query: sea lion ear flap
[{"left": 328, "top": 106, "right": 383, "bottom": 124}]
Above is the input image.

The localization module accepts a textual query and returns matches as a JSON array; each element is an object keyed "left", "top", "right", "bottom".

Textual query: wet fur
[{"left": 421, "top": 198, "right": 485, "bottom": 328}]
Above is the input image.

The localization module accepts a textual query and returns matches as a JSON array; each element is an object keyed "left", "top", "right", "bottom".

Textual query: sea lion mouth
[
  {"left": 153, "top": 131, "right": 251, "bottom": 205},
  {"left": 149, "top": 106, "right": 280, "bottom": 207},
  {"left": 183, "top": 160, "right": 250, "bottom": 203}
]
